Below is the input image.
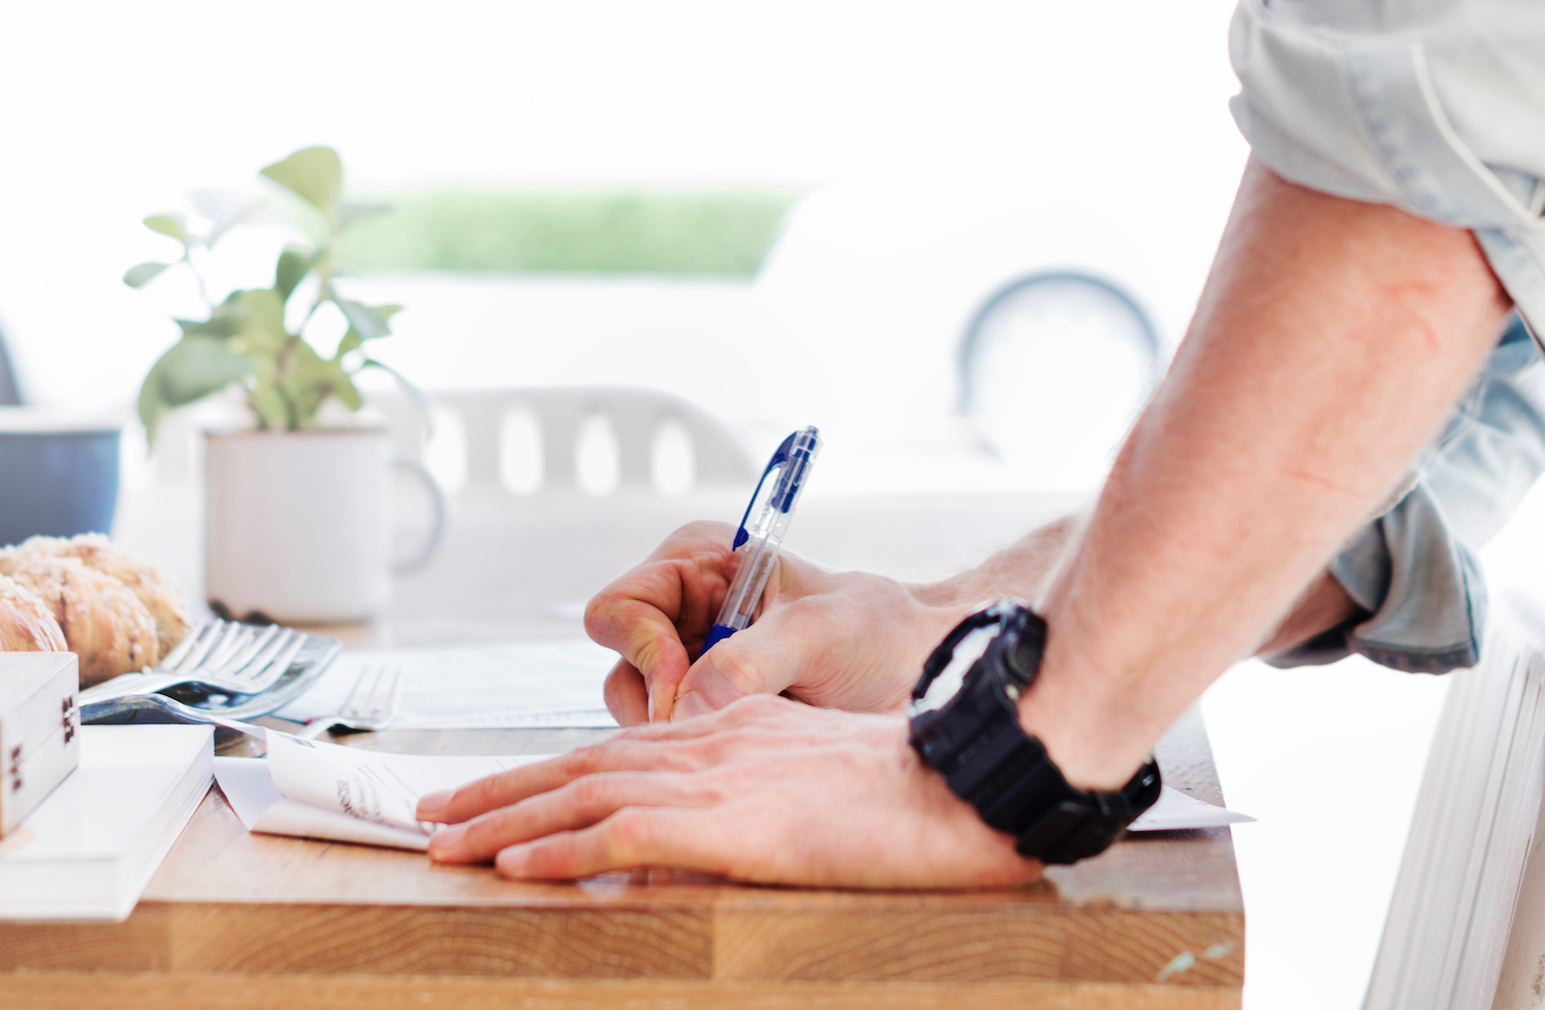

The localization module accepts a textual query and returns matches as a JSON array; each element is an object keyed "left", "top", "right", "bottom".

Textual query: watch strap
[{"left": 909, "top": 603, "right": 1162, "bottom": 864}]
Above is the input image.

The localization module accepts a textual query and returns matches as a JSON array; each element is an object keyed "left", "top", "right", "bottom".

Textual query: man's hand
[
  {"left": 416, "top": 694, "right": 1040, "bottom": 888},
  {"left": 585, "top": 521, "right": 970, "bottom": 724}
]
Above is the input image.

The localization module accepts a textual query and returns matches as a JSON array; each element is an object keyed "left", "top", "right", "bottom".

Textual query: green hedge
[{"left": 334, "top": 188, "right": 799, "bottom": 277}]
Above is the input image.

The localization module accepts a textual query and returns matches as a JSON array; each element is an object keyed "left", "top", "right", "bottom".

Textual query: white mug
[{"left": 203, "top": 429, "right": 443, "bottom": 624}]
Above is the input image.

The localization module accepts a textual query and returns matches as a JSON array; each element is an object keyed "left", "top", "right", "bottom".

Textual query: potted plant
[{"left": 127, "top": 147, "right": 440, "bottom": 624}]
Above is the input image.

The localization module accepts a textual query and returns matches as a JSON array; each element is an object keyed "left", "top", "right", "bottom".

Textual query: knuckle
[
  {"left": 606, "top": 808, "right": 655, "bottom": 860},
  {"left": 703, "top": 645, "right": 767, "bottom": 697},
  {"left": 567, "top": 774, "right": 611, "bottom": 811},
  {"left": 558, "top": 746, "right": 602, "bottom": 778},
  {"left": 582, "top": 595, "right": 613, "bottom": 637}
]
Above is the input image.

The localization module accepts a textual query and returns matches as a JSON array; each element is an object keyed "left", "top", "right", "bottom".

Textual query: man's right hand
[{"left": 584, "top": 521, "right": 971, "bottom": 725}]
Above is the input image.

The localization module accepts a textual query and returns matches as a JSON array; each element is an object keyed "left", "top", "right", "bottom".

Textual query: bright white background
[{"left": 0, "top": 3, "right": 1502, "bottom": 1006}]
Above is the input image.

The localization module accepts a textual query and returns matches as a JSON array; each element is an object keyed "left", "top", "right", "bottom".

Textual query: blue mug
[{"left": 0, "top": 411, "right": 122, "bottom": 548}]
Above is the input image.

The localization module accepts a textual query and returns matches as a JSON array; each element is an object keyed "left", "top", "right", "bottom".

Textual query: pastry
[
  {"left": 0, "top": 574, "right": 67, "bottom": 653},
  {"left": 0, "top": 534, "right": 190, "bottom": 658},
  {"left": 9, "top": 555, "right": 160, "bottom": 686}
]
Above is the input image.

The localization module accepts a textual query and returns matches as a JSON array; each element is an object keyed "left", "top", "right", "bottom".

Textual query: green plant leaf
[
  {"left": 260, "top": 147, "right": 342, "bottom": 222},
  {"left": 285, "top": 339, "right": 363, "bottom": 422},
  {"left": 176, "top": 314, "right": 243, "bottom": 339},
  {"left": 248, "top": 373, "right": 292, "bottom": 430},
  {"left": 136, "top": 336, "right": 254, "bottom": 443},
  {"left": 210, "top": 288, "right": 291, "bottom": 358},
  {"left": 361, "top": 357, "right": 434, "bottom": 435},
  {"left": 334, "top": 329, "right": 363, "bottom": 362},
  {"left": 333, "top": 374, "right": 364, "bottom": 412},
  {"left": 337, "top": 201, "right": 391, "bottom": 231},
  {"left": 123, "top": 262, "right": 171, "bottom": 288},
  {"left": 143, "top": 214, "right": 188, "bottom": 245},
  {"left": 274, "top": 246, "right": 317, "bottom": 301},
  {"left": 334, "top": 300, "right": 400, "bottom": 340}
]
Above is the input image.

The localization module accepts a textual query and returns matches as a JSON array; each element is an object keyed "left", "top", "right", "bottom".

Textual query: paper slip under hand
[
  {"left": 215, "top": 735, "right": 548, "bottom": 851},
  {"left": 218, "top": 737, "right": 1250, "bottom": 853},
  {"left": 1129, "top": 786, "right": 1254, "bottom": 832}
]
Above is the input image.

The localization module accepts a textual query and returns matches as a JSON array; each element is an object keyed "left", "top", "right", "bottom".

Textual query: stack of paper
[{"left": 0, "top": 725, "right": 213, "bottom": 921}]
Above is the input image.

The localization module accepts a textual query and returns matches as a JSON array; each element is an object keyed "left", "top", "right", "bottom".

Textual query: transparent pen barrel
[{"left": 715, "top": 530, "right": 784, "bottom": 631}]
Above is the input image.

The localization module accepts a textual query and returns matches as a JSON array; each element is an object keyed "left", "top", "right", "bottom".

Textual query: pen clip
[{"left": 733, "top": 431, "right": 796, "bottom": 550}]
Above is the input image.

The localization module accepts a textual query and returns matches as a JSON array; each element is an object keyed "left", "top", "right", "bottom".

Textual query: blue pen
[{"left": 701, "top": 426, "right": 822, "bottom": 654}]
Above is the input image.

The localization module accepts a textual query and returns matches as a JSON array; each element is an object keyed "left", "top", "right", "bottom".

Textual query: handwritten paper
[
  {"left": 274, "top": 639, "right": 620, "bottom": 729},
  {"left": 215, "top": 735, "right": 547, "bottom": 850}
]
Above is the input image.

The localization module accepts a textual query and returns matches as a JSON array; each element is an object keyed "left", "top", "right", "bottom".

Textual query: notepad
[
  {"left": 215, "top": 734, "right": 1250, "bottom": 852},
  {"left": 0, "top": 724, "right": 213, "bottom": 922}
]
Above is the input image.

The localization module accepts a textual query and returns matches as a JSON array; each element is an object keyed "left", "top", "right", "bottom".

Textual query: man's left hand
[{"left": 416, "top": 694, "right": 1041, "bottom": 889}]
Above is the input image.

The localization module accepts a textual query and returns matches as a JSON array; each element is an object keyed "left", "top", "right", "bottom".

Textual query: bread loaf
[
  {"left": 0, "top": 574, "right": 67, "bottom": 653},
  {"left": 9, "top": 556, "right": 160, "bottom": 686},
  {"left": 4, "top": 534, "right": 190, "bottom": 659}
]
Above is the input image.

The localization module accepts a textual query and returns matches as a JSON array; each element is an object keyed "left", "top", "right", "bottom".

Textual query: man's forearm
[
  {"left": 920, "top": 511, "right": 1361, "bottom": 658},
  {"left": 1016, "top": 160, "right": 1510, "bottom": 790}
]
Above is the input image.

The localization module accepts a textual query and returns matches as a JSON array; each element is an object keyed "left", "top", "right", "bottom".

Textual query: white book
[{"left": 0, "top": 724, "right": 213, "bottom": 922}]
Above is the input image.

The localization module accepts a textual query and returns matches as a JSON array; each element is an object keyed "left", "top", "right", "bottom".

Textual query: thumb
[{"left": 670, "top": 626, "right": 793, "bottom": 720}]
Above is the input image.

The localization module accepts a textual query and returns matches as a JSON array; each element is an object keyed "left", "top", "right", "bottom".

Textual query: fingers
[
  {"left": 495, "top": 807, "right": 732, "bottom": 880},
  {"left": 584, "top": 522, "right": 739, "bottom": 722},
  {"left": 603, "top": 660, "right": 649, "bottom": 726},
  {"left": 416, "top": 714, "right": 748, "bottom": 824},
  {"left": 428, "top": 770, "right": 722, "bottom": 864},
  {"left": 587, "top": 596, "right": 692, "bottom": 719}
]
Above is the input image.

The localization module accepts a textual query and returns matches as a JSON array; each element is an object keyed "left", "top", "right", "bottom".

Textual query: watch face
[{"left": 910, "top": 624, "right": 996, "bottom": 716}]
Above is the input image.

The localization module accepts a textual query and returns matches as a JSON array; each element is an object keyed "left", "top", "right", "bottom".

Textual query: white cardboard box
[{"left": 0, "top": 652, "right": 80, "bottom": 837}]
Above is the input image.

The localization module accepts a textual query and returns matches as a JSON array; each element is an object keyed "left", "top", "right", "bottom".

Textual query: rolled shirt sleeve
[
  {"left": 1270, "top": 317, "right": 1545, "bottom": 672},
  {"left": 1230, "top": 1, "right": 1545, "bottom": 672},
  {"left": 1229, "top": 0, "right": 1545, "bottom": 340}
]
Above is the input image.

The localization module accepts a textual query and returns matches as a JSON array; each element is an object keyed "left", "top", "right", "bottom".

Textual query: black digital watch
[{"left": 907, "top": 600, "right": 1162, "bottom": 865}]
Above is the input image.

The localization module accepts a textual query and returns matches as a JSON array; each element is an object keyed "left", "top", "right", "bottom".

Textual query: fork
[
  {"left": 78, "top": 619, "right": 307, "bottom": 703},
  {"left": 296, "top": 665, "right": 403, "bottom": 739}
]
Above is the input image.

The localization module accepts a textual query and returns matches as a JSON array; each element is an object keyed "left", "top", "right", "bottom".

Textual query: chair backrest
[
  {"left": 956, "top": 270, "right": 1162, "bottom": 487},
  {"left": 368, "top": 385, "right": 753, "bottom": 494}
]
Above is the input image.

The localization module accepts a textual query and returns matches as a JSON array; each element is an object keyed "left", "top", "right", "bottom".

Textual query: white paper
[
  {"left": 217, "top": 738, "right": 1250, "bottom": 853},
  {"left": 274, "top": 639, "right": 620, "bottom": 729},
  {"left": 214, "top": 737, "right": 549, "bottom": 851},
  {"left": 1128, "top": 785, "right": 1254, "bottom": 832}
]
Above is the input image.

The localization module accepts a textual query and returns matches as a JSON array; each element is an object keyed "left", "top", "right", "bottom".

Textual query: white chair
[{"left": 367, "top": 385, "right": 753, "bottom": 495}]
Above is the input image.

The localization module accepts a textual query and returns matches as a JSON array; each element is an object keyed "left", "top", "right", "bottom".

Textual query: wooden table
[{"left": 0, "top": 487, "right": 1243, "bottom": 1008}]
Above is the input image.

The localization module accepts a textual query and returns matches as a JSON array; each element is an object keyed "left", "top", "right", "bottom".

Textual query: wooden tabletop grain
[{"left": 0, "top": 487, "right": 1244, "bottom": 1009}]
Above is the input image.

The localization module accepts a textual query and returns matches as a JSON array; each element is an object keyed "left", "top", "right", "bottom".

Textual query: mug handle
[{"left": 390, "top": 457, "right": 446, "bottom": 571}]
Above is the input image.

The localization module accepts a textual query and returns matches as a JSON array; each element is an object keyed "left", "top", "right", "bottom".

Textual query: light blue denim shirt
[{"left": 1229, "top": 2, "right": 1545, "bottom": 672}]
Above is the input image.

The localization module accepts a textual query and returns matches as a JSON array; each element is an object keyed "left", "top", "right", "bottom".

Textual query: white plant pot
[{"left": 204, "top": 429, "right": 442, "bottom": 624}]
